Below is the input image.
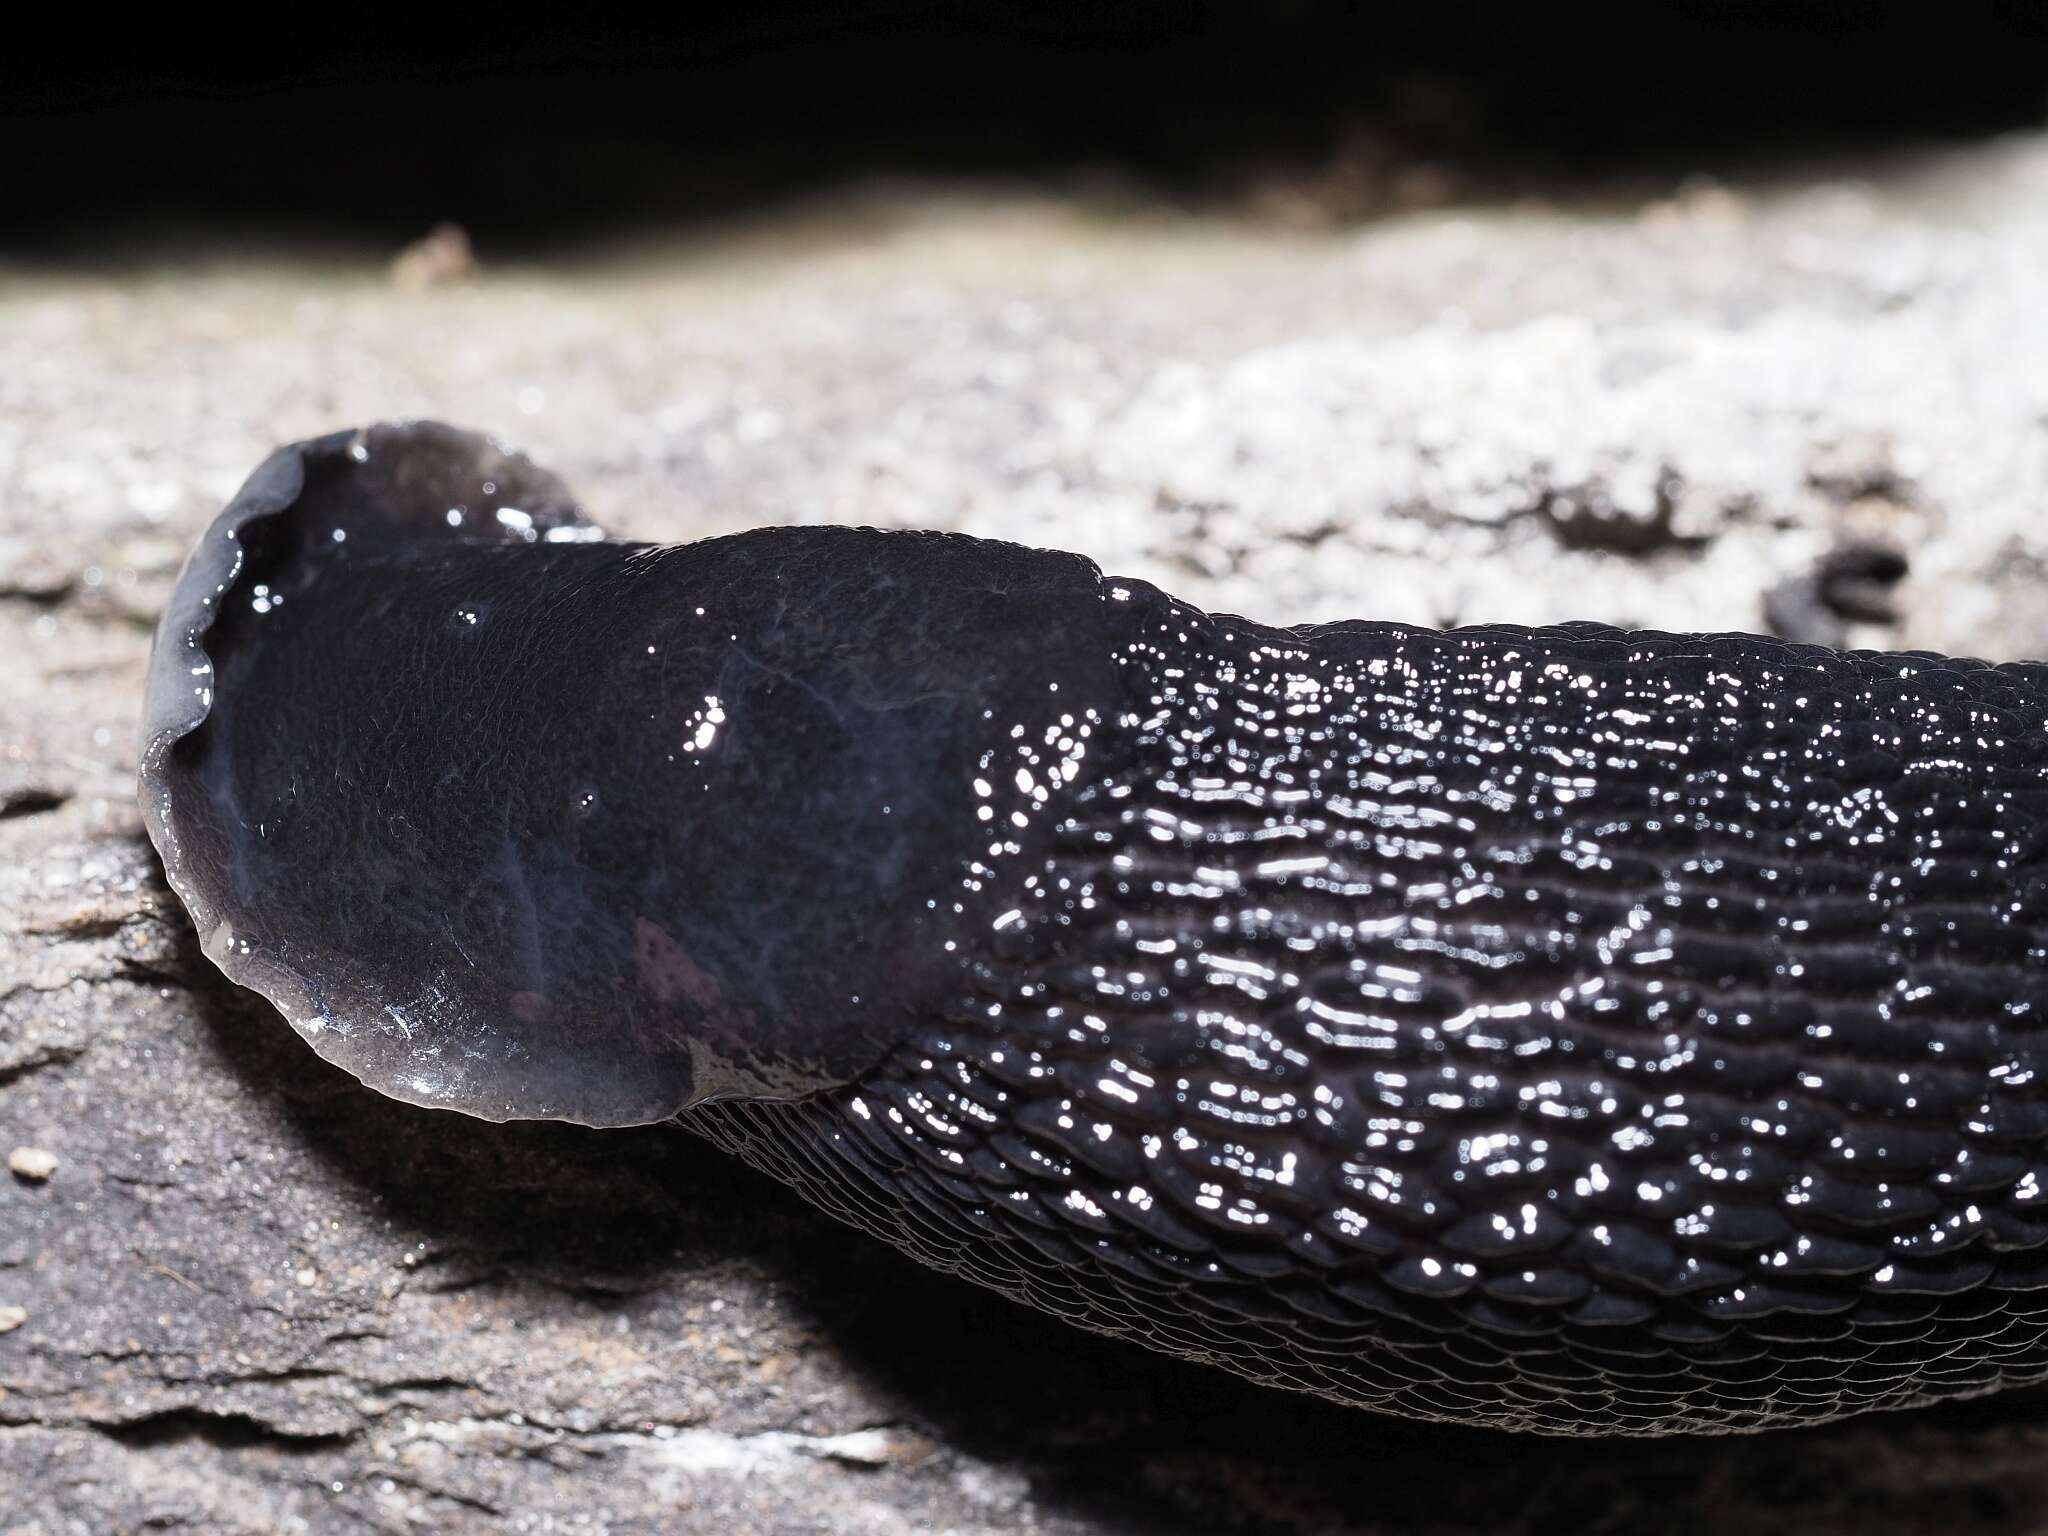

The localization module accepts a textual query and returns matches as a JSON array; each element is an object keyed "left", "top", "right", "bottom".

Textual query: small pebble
[
  {"left": 391, "top": 223, "right": 477, "bottom": 291},
  {"left": 0, "top": 1306, "right": 26, "bottom": 1334},
  {"left": 8, "top": 1147, "right": 57, "bottom": 1183}
]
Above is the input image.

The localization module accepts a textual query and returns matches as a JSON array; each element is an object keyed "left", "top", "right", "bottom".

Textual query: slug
[{"left": 139, "top": 423, "right": 2048, "bottom": 1436}]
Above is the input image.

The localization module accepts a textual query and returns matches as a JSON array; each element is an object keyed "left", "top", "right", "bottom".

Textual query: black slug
[{"left": 140, "top": 423, "right": 2048, "bottom": 1436}]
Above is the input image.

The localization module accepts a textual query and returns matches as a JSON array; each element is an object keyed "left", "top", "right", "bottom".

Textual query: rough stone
[
  {"left": 6, "top": 1148, "right": 55, "bottom": 1183},
  {"left": 6, "top": 131, "right": 2048, "bottom": 1532}
]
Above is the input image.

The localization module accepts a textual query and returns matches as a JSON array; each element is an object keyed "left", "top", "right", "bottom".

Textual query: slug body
[{"left": 142, "top": 425, "right": 2048, "bottom": 1435}]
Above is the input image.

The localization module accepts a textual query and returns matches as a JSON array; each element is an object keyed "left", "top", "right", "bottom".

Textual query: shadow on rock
[{"left": 803, "top": 1245, "right": 2048, "bottom": 1536}]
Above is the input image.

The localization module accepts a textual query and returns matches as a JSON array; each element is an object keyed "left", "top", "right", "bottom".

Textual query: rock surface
[{"left": 6, "top": 132, "right": 2048, "bottom": 1533}]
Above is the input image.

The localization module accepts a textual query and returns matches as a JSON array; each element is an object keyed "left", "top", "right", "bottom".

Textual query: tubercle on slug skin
[{"left": 143, "top": 422, "right": 2048, "bottom": 1435}]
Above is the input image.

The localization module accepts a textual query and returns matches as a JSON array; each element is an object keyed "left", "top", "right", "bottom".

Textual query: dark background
[{"left": 7, "top": 2, "right": 2046, "bottom": 248}]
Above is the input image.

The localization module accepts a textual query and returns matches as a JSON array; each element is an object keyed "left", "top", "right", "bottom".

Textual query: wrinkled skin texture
[{"left": 143, "top": 425, "right": 2048, "bottom": 1435}]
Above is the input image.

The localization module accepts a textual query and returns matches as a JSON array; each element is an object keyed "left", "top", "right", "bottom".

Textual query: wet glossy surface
[
  {"left": 690, "top": 603, "right": 2048, "bottom": 1431},
  {"left": 144, "top": 424, "right": 2048, "bottom": 1433}
]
